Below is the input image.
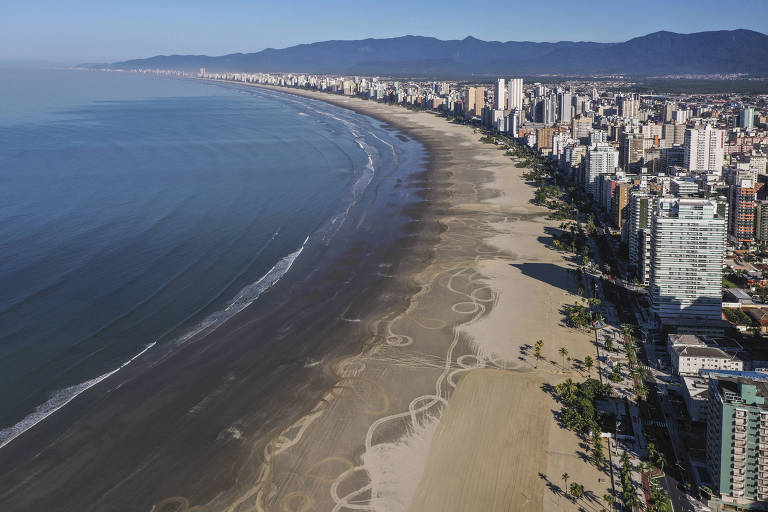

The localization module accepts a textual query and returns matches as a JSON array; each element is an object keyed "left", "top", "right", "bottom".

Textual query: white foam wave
[
  {"left": 0, "top": 237, "right": 309, "bottom": 452},
  {"left": 0, "top": 341, "right": 156, "bottom": 450},
  {"left": 174, "top": 236, "right": 309, "bottom": 346}
]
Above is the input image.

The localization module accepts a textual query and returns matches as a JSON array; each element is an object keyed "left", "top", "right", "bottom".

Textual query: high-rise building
[
  {"left": 729, "top": 179, "right": 757, "bottom": 245},
  {"left": 660, "top": 145, "right": 685, "bottom": 173},
  {"left": 507, "top": 78, "right": 523, "bottom": 111},
  {"left": 664, "top": 102, "right": 675, "bottom": 123},
  {"left": 558, "top": 92, "right": 572, "bottom": 123},
  {"left": 756, "top": 201, "right": 768, "bottom": 243},
  {"left": 740, "top": 106, "right": 755, "bottom": 131},
  {"left": 663, "top": 123, "right": 686, "bottom": 146},
  {"left": 611, "top": 181, "right": 633, "bottom": 229},
  {"left": 684, "top": 125, "right": 725, "bottom": 173},
  {"left": 506, "top": 109, "right": 520, "bottom": 136},
  {"left": 628, "top": 190, "right": 655, "bottom": 285},
  {"left": 495, "top": 78, "right": 505, "bottom": 111},
  {"left": 584, "top": 143, "right": 619, "bottom": 198},
  {"left": 649, "top": 198, "right": 725, "bottom": 322},
  {"left": 474, "top": 87, "right": 485, "bottom": 117},
  {"left": 621, "top": 133, "right": 645, "bottom": 172},
  {"left": 464, "top": 87, "right": 476, "bottom": 119},
  {"left": 571, "top": 116, "right": 592, "bottom": 142},
  {"left": 540, "top": 94, "right": 557, "bottom": 125},
  {"left": 589, "top": 130, "right": 607, "bottom": 145},
  {"left": 673, "top": 109, "right": 689, "bottom": 125},
  {"left": 705, "top": 370, "right": 768, "bottom": 508},
  {"left": 536, "top": 126, "right": 553, "bottom": 150},
  {"left": 619, "top": 94, "right": 640, "bottom": 119}
]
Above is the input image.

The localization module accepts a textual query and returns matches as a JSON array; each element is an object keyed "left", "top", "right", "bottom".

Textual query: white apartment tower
[
  {"left": 495, "top": 78, "right": 506, "bottom": 111},
  {"left": 507, "top": 78, "right": 523, "bottom": 111},
  {"left": 684, "top": 125, "right": 725, "bottom": 174},
  {"left": 584, "top": 143, "right": 619, "bottom": 198},
  {"left": 649, "top": 198, "right": 725, "bottom": 322}
]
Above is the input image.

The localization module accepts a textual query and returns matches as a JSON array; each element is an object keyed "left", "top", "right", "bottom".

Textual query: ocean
[{"left": 0, "top": 69, "right": 424, "bottom": 449}]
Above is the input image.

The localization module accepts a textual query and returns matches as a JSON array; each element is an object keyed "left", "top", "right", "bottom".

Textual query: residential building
[
  {"left": 494, "top": 78, "right": 505, "bottom": 110},
  {"left": 628, "top": 190, "right": 655, "bottom": 285},
  {"left": 741, "top": 106, "right": 755, "bottom": 131},
  {"left": 611, "top": 181, "right": 632, "bottom": 229},
  {"left": 729, "top": 179, "right": 757, "bottom": 244},
  {"left": 670, "top": 178, "right": 699, "bottom": 196},
  {"left": 584, "top": 143, "right": 619, "bottom": 198},
  {"left": 649, "top": 198, "right": 725, "bottom": 322},
  {"left": 667, "top": 334, "right": 743, "bottom": 376},
  {"left": 684, "top": 125, "right": 725, "bottom": 174},
  {"left": 621, "top": 132, "right": 645, "bottom": 172},
  {"left": 756, "top": 201, "right": 768, "bottom": 243},
  {"left": 705, "top": 370, "right": 768, "bottom": 509},
  {"left": 507, "top": 78, "right": 523, "bottom": 111}
]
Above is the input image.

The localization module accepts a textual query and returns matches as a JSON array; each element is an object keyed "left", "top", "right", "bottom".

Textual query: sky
[{"left": 3, "top": 0, "right": 768, "bottom": 64}]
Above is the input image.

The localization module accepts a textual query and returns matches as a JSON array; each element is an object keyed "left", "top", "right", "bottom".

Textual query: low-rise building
[{"left": 667, "top": 334, "right": 743, "bottom": 376}]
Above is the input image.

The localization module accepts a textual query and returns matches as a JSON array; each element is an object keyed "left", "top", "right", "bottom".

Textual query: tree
[
  {"left": 604, "top": 337, "right": 614, "bottom": 352},
  {"left": 559, "top": 347, "right": 569, "bottom": 368},
  {"left": 591, "top": 431, "right": 605, "bottom": 466},
  {"left": 584, "top": 355, "right": 594, "bottom": 376},
  {"left": 561, "top": 472, "right": 569, "bottom": 490},
  {"left": 569, "top": 482, "right": 585, "bottom": 499},
  {"left": 534, "top": 339, "right": 544, "bottom": 368}
]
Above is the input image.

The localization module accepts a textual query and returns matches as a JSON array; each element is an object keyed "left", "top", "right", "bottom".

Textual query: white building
[
  {"left": 584, "top": 143, "right": 619, "bottom": 198},
  {"left": 558, "top": 92, "right": 572, "bottom": 123},
  {"left": 589, "top": 130, "right": 607, "bottom": 145},
  {"left": 494, "top": 78, "right": 505, "bottom": 111},
  {"left": 684, "top": 125, "right": 725, "bottom": 174},
  {"left": 667, "top": 334, "right": 743, "bottom": 376},
  {"left": 507, "top": 78, "right": 523, "bottom": 111},
  {"left": 649, "top": 198, "right": 726, "bottom": 322}
]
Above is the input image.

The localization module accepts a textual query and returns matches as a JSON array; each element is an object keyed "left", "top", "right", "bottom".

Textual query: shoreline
[
  {"left": 0, "top": 80, "right": 608, "bottom": 512},
  {"left": 198, "top": 85, "right": 610, "bottom": 511},
  {"left": 0, "top": 80, "right": 443, "bottom": 511}
]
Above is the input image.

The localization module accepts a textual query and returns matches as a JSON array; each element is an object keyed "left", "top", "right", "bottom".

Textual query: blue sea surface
[{"left": 0, "top": 69, "right": 419, "bottom": 446}]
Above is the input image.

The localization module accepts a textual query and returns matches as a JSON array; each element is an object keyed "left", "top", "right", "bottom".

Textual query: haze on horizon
[{"left": 3, "top": 0, "right": 768, "bottom": 64}]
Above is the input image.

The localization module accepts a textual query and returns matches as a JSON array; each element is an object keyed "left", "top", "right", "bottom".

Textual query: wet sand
[
  {"left": 212, "top": 86, "right": 611, "bottom": 512},
  {"left": 0, "top": 85, "right": 609, "bottom": 511}
]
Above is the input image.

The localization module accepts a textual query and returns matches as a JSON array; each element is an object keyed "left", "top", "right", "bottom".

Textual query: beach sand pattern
[{"left": 186, "top": 88, "right": 612, "bottom": 512}]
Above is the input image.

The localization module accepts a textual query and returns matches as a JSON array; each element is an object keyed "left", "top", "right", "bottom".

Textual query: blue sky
[{"left": 3, "top": 0, "right": 767, "bottom": 63}]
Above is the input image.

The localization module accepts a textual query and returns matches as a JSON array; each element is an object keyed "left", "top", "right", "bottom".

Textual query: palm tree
[
  {"left": 584, "top": 355, "right": 594, "bottom": 376},
  {"left": 559, "top": 347, "right": 569, "bottom": 368},
  {"left": 561, "top": 472, "right": 569, "bottom": 492},
  {"left": 534, "top": 339, "right": 544, "bottom": 368},
  {"left": 620, "top": 323, "right": 634, "bottom": 341},
  {"left": 569, "top": 482, "right": 584, "bottom": 500}
]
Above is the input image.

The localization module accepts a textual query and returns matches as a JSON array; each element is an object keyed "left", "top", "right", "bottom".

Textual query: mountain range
[{"left": 97, "top": 30, "right": 768, "bottom": 77}]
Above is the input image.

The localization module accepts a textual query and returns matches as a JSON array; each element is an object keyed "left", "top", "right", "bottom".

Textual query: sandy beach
[
  {"left": 205, "top": 86, "right": 612, "bottom": 512},
  {"left": 0, "top": 85, "right": 610, "bottom": 511}
]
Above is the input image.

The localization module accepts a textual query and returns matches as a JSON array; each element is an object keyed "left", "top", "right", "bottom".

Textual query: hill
[{"left": 98, "top": 30, "right": 768, "bottom": 77}]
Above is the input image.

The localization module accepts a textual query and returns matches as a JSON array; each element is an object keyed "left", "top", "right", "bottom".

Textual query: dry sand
[{"left": 196, "top": 87, "right": 614, "bottom": 512}]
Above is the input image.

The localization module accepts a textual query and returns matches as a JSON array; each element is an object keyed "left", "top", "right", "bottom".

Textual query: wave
[
  {"left": 0, "top": 341, "right": 156, "bottom": 450},
  {"left": 173, "top": 236, "right": 309, "bottom": 346},
  {"left": 0, "top": 236, "right": 310, "bottom": 451}
]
